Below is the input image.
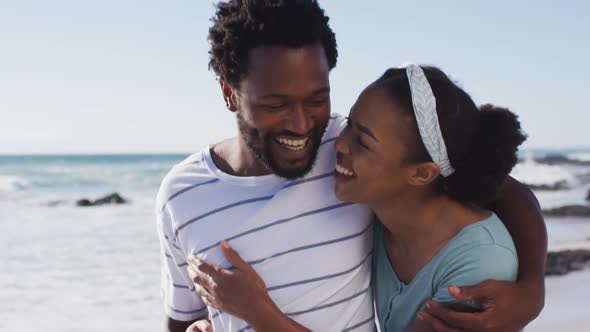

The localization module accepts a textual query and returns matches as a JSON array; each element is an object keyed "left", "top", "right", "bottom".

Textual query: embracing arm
[
  {"left": 420, "top": 176, "right": 547, "bottom": 331},
  {"left": 488, "top": 176, "right": 547, "bottom": 304}
]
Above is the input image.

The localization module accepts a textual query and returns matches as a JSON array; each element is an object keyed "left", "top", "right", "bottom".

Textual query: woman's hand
[{"left": 188, "top": 241, "right": 276, "bottom": 325}]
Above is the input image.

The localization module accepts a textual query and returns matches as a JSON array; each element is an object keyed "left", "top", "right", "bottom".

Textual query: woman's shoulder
[
  {"left": 433, "top": 213, "right": 519, "bottom": 286},
  {"left": 446, "top": 213, "right": 517, "bottom": 258}
]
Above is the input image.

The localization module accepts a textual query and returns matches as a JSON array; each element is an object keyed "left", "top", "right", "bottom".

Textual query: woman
[{"left": 188, "top": 64, "right": 526, "bottom": 332}]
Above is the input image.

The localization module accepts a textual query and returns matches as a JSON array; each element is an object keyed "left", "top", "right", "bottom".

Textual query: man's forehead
[{"left": 239, "top": 44, "right": 330, "bottom": 97}]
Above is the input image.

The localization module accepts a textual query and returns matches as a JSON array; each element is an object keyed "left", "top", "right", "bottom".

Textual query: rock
[
  {"left": 94, "top": 193, "right": 126, "bottom": 205},
  {"left": 76, "top": 199, "right": 93, "bottom": 207},
  {"left": 534, "top": 154, "right": 590, "bottom": 166},
  {"left": 525, "top": 181, "right": 569, "bottom": 191},
  {"left": 586, "top": 189, "right": 590, "bottom": 202},
  {"left": 76, "top": 193, "right": 127, "bottom": 207},
  {"left": 546, "top": 249, "right": 590, "bottom": 276},
  {"left": 543, "top": 205, "right": 590, "bottom": 217},
  {"left": 45, "top": 200, "right": 67, "bottom": 207}
]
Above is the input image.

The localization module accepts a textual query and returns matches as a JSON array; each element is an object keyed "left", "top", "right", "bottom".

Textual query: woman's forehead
[{"left": 352, "top": 86, "right": 413, "bottom": 141}]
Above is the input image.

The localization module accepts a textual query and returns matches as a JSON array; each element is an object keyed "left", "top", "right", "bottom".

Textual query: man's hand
[
  {"left": 186, "top": 319, "right": 213, "bottom": 332},
  {"left": 418, "top": 279, "right": 544, "bottom": 332}
]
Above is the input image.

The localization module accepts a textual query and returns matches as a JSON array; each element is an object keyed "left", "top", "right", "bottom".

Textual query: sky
[{"left": 1, "top": 0, "right": 589, "bottom": 154}]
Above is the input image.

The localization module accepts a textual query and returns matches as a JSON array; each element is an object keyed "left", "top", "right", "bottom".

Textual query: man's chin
[{"left": 271, "top": 162, "right": 313, "bottom": 179}]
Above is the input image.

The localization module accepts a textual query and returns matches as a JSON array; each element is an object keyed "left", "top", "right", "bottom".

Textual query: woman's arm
[
  {"left": 188, "top": 241, "right": 311, "bottom": 332},
  {"left": 420, "top": 176, "right": 547, "bottom": 331}
]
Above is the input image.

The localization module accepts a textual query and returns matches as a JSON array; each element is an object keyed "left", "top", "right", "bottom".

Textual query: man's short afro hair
[{"left": 208, "top": 0, "right": 338, "bottom": 87}]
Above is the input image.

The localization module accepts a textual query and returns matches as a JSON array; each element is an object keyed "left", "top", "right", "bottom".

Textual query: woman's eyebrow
[{"left": 356, "top": 122, "right": 379, "bottom": 142}]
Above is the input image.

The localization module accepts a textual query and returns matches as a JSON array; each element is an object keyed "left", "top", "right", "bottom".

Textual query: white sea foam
[
  {"left": 568, "top": 152, "right": 590, "bottom": 162},
  {"left": 0, "top": 175, "right": 30, "bottom": 193},
  {"left": 510, "top": 158, "right": 577, "bottom": 187},
  {"left": 0, "top": 194, "right": 162, "bottom": 332}
]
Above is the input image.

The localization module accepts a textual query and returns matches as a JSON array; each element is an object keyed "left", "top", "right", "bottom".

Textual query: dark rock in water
[
  {"left": 546, "top": 249, "right": 590, "bottom": 276},
  {"left": 45, "top": 200, "right": 67, "bottom": 207},
  {"left": 586, "top": 190, "right": 590, "bottom": 202},
  {"left": 525, "top": 181, "right": 569, "bottom": 191},
  {"left": 76, "top": 193, "right": 127, "bottom": 207},
  {"left": 76, "top": 199, "right": 93, "bottom": 207},
  {"left": 94, "top": 193, "right": 126, "bottom": 205},
  {"left": 543, "top": 205, "right": 590, "bottom": 217},
  {"left": 534, "top": 154, "right": 590, "bottom": 166}
]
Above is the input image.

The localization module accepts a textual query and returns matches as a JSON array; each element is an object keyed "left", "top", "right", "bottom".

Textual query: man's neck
[{"left": 210, "top": 137, "right": 272, "bottom": 177}]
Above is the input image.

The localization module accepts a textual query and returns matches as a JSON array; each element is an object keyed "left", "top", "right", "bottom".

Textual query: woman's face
[{"left": 334, "top": 84, "right": 420, "bottom": 206}]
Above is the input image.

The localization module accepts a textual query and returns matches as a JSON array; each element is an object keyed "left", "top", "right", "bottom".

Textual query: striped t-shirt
[{"left": 156, "top": 114, "right": 375, "bottom": 332}]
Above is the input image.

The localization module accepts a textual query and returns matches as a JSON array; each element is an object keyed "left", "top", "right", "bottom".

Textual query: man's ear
[
  {"left": 219, "top": 80, "right": 238, "bottom": 112},
  {"left": 407, "top": 162, "right": 440, "bottom": 186}
]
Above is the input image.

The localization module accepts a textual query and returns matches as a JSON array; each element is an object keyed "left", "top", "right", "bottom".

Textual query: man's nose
[{"left": 288, "top": 104, "right": 313, "bottom": 135}]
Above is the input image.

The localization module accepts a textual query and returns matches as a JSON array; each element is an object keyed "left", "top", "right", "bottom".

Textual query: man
[{"left": 157, "top": 1, "right": 546, "bottom": 331}]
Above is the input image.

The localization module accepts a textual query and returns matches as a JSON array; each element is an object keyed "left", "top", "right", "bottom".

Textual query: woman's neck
[
  {"left": 371, "top": 192, "right": 488, "bottom": 284},
  {"left": 372, "top": 192, "right": 483, "bottom": 256}
]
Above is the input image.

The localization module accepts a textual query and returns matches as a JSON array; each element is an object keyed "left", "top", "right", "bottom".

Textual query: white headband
[{"left": 403, "top": 63, "right": 455, "bottom": 177}]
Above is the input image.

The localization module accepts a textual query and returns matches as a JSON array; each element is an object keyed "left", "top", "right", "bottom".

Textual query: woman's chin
[{"left": 334, "top": 184, "right": 357, "bottom": 203}]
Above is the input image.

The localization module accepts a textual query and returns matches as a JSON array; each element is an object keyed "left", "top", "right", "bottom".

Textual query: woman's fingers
[
  {"left": 221, "top": 240, "right": 250, "bottom": 271},
  {"left": 194, "top": 284, "right": 215, "bottom": 307},
  {"left": 188, "top": 262, "right": 216, "bottom": 294}
]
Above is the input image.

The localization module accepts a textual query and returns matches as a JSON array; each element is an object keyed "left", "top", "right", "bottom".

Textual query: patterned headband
[{"left": 403, "top": 63, "right": 455, "bottom": 177}]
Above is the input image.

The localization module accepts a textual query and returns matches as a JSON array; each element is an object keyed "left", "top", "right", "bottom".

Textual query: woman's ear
[
  {"left": 219, "top": 80, "right": 238, "bottom": 112},
  {"left": 407, "top": 162, "right": 440, "bottom": 186}
]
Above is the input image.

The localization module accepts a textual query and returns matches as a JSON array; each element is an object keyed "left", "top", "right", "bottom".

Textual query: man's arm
[
  {"left": 421, "top": 176, "right": 547, "bottom": 331},
  {"left": 489, "top": 176, "right": 547, "bottom": 301},
  {"left": 491, "top": 176, "right": 547, "bottom": 279}
]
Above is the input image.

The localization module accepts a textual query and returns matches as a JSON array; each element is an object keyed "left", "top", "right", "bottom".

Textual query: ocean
[
  {"left": 2, "top": 150, "right": 590, "bottom": 331},
  {"left": 0, "top": 154, "right": 187, "bottom": 332}
]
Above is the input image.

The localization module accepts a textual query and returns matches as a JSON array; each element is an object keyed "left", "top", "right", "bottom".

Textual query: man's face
[{"left": 229, "top": 44, "right": 331, "bottom": 179}]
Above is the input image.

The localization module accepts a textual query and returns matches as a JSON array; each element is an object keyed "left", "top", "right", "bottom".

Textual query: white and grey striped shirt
[{"left": 156, "top": 114, "right": 374, "bottom": 331}]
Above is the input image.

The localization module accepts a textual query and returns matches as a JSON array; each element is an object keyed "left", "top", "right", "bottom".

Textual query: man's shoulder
[
  {"left": 156, "top": 150, "right": 216, "bottom": 208},
  {"left": 327, "top": 113, "right": 347, "bottom": 134}
]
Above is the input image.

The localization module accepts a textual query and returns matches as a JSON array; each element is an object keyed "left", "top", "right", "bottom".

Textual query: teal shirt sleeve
[{"left": 432, "top": 244, "right": 519, "bottom": 309}]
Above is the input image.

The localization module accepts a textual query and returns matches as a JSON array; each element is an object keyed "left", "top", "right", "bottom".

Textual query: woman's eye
[{"left": 357, "top": 137, "right": 368, "bottom": 149}]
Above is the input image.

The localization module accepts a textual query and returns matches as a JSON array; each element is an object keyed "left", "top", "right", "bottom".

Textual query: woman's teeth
[
  {"left": 335, "top": 163, "right": 355, "bottom": 177},
  {"left": 276, "top": 137, "right": 309, "bottom": 151}
]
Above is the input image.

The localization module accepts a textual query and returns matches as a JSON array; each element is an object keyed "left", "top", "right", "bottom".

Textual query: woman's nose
[{"left": 335, "top": 127, "right": 351, "bottom": 154}]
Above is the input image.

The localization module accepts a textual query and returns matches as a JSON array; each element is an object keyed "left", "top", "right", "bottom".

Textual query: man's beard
[{"left": 237, "top": 112, "right": 327, "bottom": 180}]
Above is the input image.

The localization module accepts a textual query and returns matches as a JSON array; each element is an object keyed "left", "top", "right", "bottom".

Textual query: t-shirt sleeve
[
  {"left": 432, "top": 244, "right": 519, "bottom": 309},
  {"left": 156, "top": 206, "right": 207, "bottom": 321},
  {"left": 331, "top": 113, "right": 348, "bottom": 136}
]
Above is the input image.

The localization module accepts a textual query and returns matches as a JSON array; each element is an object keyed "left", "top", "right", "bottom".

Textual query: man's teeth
[
  {"left": 335, "top": 164, "right": 355, "bottom": 177},
  {"left": 276, "top": 137, "right": 309, "bottom": 151}
]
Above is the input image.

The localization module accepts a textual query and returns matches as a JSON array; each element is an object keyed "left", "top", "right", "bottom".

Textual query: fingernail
[
  {"left": 417, "top": 313, "right": 424, "bottom": 321},
  {"left": 425, "top": 302, "right": 430, "bottom": 309},
  {"left": 450, "top": 286, "right": 460, "bottom": 294},
  {"left": 221, "top": 240, "right": 230, "bottom": 249}
]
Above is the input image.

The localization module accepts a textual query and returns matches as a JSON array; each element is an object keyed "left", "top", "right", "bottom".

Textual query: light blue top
[{"left": 373, "top": 213, "right": 518, "bottom": 332}]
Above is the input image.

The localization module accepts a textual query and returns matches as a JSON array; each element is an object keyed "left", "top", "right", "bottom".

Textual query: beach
[{"left": 1, "top": 151, "right": 590, "bottom": 331}]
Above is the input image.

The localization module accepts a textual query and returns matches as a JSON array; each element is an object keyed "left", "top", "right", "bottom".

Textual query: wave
[
  {"left": 510, "top": 158, "right": 577, "bottom": 187},
  {"left": 0, "top": 175, "right": 30, "bottom": 192},
  {"left": 568, "top": 152, "right": 590, "bottom": 162}
]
